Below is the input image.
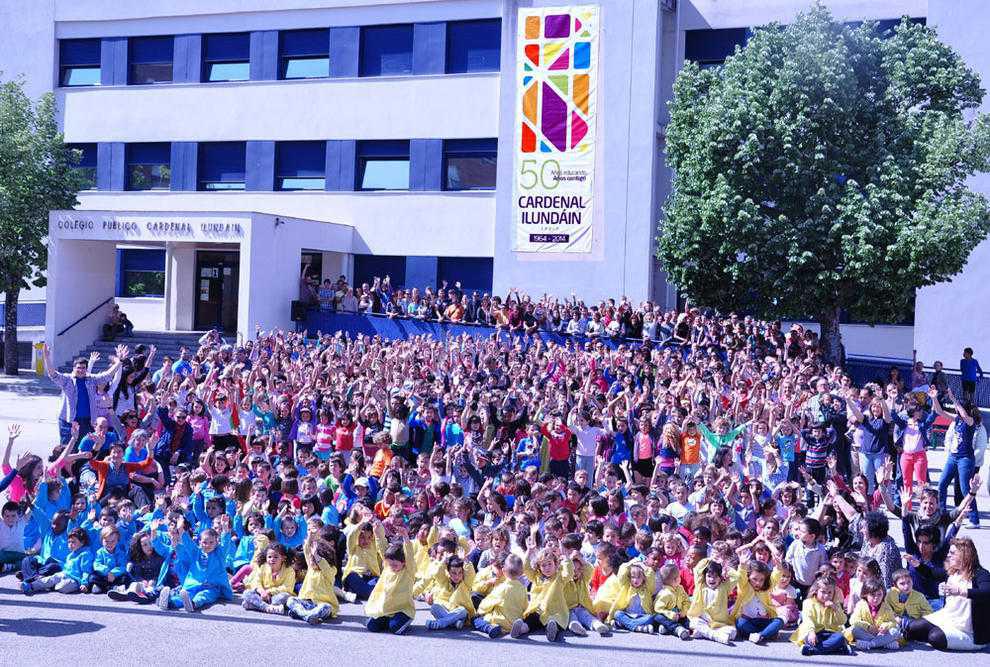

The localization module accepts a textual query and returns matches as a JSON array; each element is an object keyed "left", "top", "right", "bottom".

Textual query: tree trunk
[
  {"left": 818, "top": 305, "right": 845, "bottom": 367},
  {"left": 3, "top": 289, "right": 19, "bottom": 375}
]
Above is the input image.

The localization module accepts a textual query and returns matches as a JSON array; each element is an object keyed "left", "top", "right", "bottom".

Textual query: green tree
[
  {"left": 658, "top": 6, "right": 990, "bottom": 364},
  {"left": 0, "top": 78, "right": 83, "bottom": 374}
]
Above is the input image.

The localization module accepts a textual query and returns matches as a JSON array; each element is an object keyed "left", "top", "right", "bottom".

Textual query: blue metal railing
[{"left": 57, "top": 297, "right": 113, "bottom": 337}]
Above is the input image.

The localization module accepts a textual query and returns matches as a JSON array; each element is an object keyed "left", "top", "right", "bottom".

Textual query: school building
[{"left": 0, "top": 0, "right": 985, "bottom": 369}]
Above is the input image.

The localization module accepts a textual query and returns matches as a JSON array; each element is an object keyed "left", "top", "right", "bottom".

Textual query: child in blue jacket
[
  {"left": 92, "top": 525, "right": 130, "bottom": 593},
  {"left": 23, "top": 528, "right": 93, "bottom": 594},
  {"left": 157, "top": 519, "right": 233, "bottom": 612},
  {"left": 20, "top": 511, "right": 70, "bottom": 582}
]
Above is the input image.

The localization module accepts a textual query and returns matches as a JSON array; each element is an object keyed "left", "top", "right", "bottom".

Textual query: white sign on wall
[{"left": 513, "top": 5, "right": 600, "bottom": 253}]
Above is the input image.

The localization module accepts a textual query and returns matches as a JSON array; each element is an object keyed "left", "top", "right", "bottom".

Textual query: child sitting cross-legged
[
  {"left": 284, "top": 535, "right": 339, "bottom": 624},
  {"left": 687, "top": 559, "right": 737, "bottom": 644},
  {"left": 22, "top": 527, "right": 92, "bottom": 595},
  {"left": 733, "top": 560, "right": 783, "bottom": 644},
  {"left": 791, "top": 574, "right": 851, "bottom": 656},
  {"left": 653, "top": 563, "right": 691, "bottom": 639},
  {"left": 364, "top": 525, "right": 416, "bottom": 635},
  {"left": 473, "top": 554, "right": 528, "bottom": 639},
  {"left": 844, "top": 577, "right": 901, "bottom": 651},
  {"left": 241, "top": 542, "right": 296, "bottom": 615},
  {"left": 607, "top": 561, "right": 659, "bottom": 634},
  {"left": 425, "top": 554, "right": 475, "bottom": 631}
]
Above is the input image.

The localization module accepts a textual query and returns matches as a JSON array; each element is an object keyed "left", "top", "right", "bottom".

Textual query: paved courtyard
[{"left": 0, "top": 374, "right": 986, "bottom": 665}]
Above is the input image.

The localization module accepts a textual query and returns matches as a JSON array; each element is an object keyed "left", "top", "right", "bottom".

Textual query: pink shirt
[{"left": 2, "top": 464, "right": 26, "bottom": 502}]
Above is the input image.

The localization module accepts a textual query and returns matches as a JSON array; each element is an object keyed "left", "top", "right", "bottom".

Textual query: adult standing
[
  {"left": 932, "top": 387, "right": 981, "bottom": 529},
  {"left": 902, "top": 537, "right": 990, "bottom": 651},
  {"left": 43, "top": 342, "right": 124, "bottom": 444},
  {"left": 846, "top": 388, "right": 892, "bottom": 494}
]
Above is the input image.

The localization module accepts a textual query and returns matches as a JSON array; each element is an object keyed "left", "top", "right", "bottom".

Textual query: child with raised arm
[
  {"left": 514, "top": 544, "right": 569, "bottom": 642},
  {"left": 791, "top": 575, "right": 851, "bottom": 656},
  {"left": 343, "top": 517, "right": 386, "bottom": 601},
  {"left": 241, "top": 542, "right": 296, "bottom": 615},
  {"left": 425, "top": 554, "right": 476, "bottom": 631},
  {"left": 285, "top": 536, "right": 338, "bottom": 624},
  {"left": 733, "top": 560, "right": 782, "bottom": 644},
  {"left": 473, "top": 554, "right": 527, "bottom": 639},
  {"left": 687, "top": 560, "right": 737, "bottom": 644},
  {"left": 156, "top": 521, "right": 233, "bottom": 612},
  {"left": 562, "top": 553, "right": 610, "bottom": 636},
  {"left": 364, "top": 527, "right": 416, "bottom": 635},
  {"left": 606, "top": 560, "right": 658, "bottom": 633}
]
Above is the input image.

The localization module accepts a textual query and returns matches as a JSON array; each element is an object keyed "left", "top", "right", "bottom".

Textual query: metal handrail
[{"left": 56, "top": 297, "right": 113, "bottom": 337}]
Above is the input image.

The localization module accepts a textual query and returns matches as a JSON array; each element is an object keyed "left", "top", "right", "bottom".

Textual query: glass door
[{"left": 194, "top": 251, "right": 239, "bottom": 332}]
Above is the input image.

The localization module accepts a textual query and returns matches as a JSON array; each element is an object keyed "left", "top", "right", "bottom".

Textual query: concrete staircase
[{"left": 57, "top": 330, "right": 217, "bottom": 373}]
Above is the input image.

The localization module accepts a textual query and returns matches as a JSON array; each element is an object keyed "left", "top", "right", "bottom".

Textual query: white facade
[{"left": 1, "top": 0, "right": 987, "bottom": 367}]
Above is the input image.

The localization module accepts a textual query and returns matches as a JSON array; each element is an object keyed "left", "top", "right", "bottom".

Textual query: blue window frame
[
  {"left": 198, "top": 142, "right": 246, "bottom": 191},
  {"left": 202, "top": 32, "right": 250, "bottom": 82},
  {"left": 129, "top": 36, "right": 174, "bottom": 84},
  {"left": 66, "top": 143, "right": 97, "bottom": 189},
  {"left": 684, "top": 28, "right": 749, "bottom": 69},
  {"left": 356, "top": 140, "right": 410, "bottom": 191},
  {"left": 360, "top": 24, "right": 413, "bottom": 77},
  {"left": 276, "top": 141, "right": 326, "bottom": 190},
  {"left": 446, "top": 19, "right": 501, "bottom": 73},
  {"left": 59, "top": 39, "right": 101, "bottom": 87},
  {"left": 126, "top": 143, "right": 171, "bottom": 191},
  {"left": 118, "top": 249, "right": 166, "bottom": 298},
  {"left": 443, "top": 139, "right": 497, "bottom": 191},
  {"left": 279, "top": 29, "right": 330, "bottom": 79}
]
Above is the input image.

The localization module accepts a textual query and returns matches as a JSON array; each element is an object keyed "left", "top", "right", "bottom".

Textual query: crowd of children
[{"left": 0, "top": 305, "right": 987, "bottom": 655}]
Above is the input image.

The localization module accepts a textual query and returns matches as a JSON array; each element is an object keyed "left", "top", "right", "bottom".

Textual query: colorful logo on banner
[{"left": 513, "top": 6, "right": 599, "bottom": 253}]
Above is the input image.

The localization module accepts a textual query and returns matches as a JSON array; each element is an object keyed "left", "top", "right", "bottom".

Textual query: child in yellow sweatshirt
[
  {"left": 344, "top": 520, "right": 386, "bottom": 601},
  {"left": 562, "top": 552, "right": 611, "bottom": 637},
  {"left": 241, "top": 543, "right": 296, "bottom": 614},
  {"left": 513, "top": 545, "right": 569, "bottom": 642},
  {"left": 687, "top": 559, "right": 737, "bottom": 644},
  {"left": 653, "top": 563, "right": 691, "bottom": 639},
  {"left": 732, "top": 560, "right": 782, "bottom": 644},
  {"left": 607, "top": 560, "right": 658, "bottom": 633},
  {"left": 364, "top": 535, "right": 417, "bottom": 635},
  {"left": 285, "top": 536, "right": 339, "bottom": 625},
  {"left": 475, "top": 554, "right": 528, "bottom": 639},
  {"left": 792, "top": 575, "right": 851, "bottom": 656},
  {"left": 885, "top": 568, "right": 932, "bottom": 621},
  {"left": 425, "top": 555, "right": 476, "bottom": 631},
  {"left": 845, "top": 578, "right": 901, "bottom": 651}
]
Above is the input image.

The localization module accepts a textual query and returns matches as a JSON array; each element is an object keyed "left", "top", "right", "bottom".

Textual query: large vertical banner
[{"left": 513, "top": 5, "right": 599, "bottom": 253}]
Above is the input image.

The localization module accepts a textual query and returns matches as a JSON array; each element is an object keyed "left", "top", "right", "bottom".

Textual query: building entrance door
[{"left": 194, "top": 251, "right": 239, "bottom": 332}]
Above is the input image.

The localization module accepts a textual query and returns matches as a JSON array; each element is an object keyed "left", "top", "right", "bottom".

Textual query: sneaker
[
  {"left": 749, "top": 632, "right": 765, "bottom": 645},
  {"left": 715, "top": 631, "right": 733, "bottom": 645},
  {"left": 267, "top": 603, "right": 286, "bottom": 616},
  {"left": 308, "top": 604, "right": 334, "bottom": 625},
  {"left": 844, "top": 645, "right": 855, "bottom": 656},
  {"left": 675, "top": 627, "right": 691, "bottom": 640},
  {"left": 454, "top": 619, "right": 465, "bottom": 630},
  {"left": 343, "top": 591, "right": 358, "bottom": 603},
  {"left": 510, "top": 619, "right": 529, "bottom": 639},
  {"left": 546, "top": 619, "right": 561, "bottom": 642},
  {"left": 488, "top": 625, "right": 504, "bottom": 639},
  {"left": 801, "top": 645, "right": 815, "bottom": 656},
  {"left": 179, "top": 588, "right": 195, "bottom": 613},
  {"left": 91, "top": 584, "right": 103, "bottom": 595},
  {"left": 157, "top": 586, "right": 172, "bottom": 611},
  {"left": 131, "top": 591, "right": 153, "bottom": 605},
  {"left": 657, "top": 624, "right": 670, "bottom": 635},
  {"left": 593, "top": 621, "right": 611, "bottom": 637},
  {"left": 20, "top": 581, "right": 33, "bottom": 596},
  {"left": 426, "top": 620, "right": 440, "bottom": 631},
  {"left": 634, "top": 624, "right": 654, "bottom": 634},
  {"left": 108, "top": 588, "right": 130, "bottom": 602},
  {"left": 569, "top": 620, "right": 588, "bottom": 636},
  {"left": 967, "top": 519, "right": 980, "bottom": 529},
  {"left": 393, "top": 617, "right": 413, "bottom": 635}
]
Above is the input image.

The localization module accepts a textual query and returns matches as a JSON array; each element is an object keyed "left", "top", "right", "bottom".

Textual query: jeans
[
  {"left": 858, "top": 450, "right": 887, "bottom": 494},
  {"left": 429, "top": 604, "right": 468, "bottom": 629},
  {"left": 28, "top": 572, "right": 79, "bottom": 593},
  {"left": 569, "top": 606, "right": 598, "bottom": 629},
  {"left": 20, "top": 556, "right": 59, "bottom": 581},
  {"left": 59, "top": 417, "right": 92, "bottom": 446},
  {"left": 576, "top": 455, "right": 596, "bottom": 480},
  {"left": 679, "top": 462, "right": 701, "bottom": 480},
  {"left": 938, "top": 453, "right": 978, "bottom": 523},
  {"left": 286, "top": 597, "right": 335, "bottom": 622},
  {"left": 343, "top": 572, "right": 379, "bottom": 601},
  {"left": 0, "top": 549, "right": 26, "bottom": 566},
  {"left": 614, "top": 611, "right": 656, "bottom": 631},
  {"left": 735, "top": 616, "right": 784, "bottom": 640},
  {"left": 168, "top": 583, "right": 221, "bottom": 610},
  {"left": 472, "top": 616, "right": 502, "bottom": 635},
  {"left": 803, "top": 630, "right": 848, "bottom": 654},
  {"left": 655, "top": 614, "right": 689, "bottom": 633},
  {"left": 366, "top": 612, "right": 412, "bottom": 633}
]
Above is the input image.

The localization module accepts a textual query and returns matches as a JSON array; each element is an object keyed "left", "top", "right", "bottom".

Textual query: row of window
[
  {"left": 68, "top": 139, "right": 497, "bottom": 192},
  {"left": 59, "top": 19, "right": 501, "bottom": 86}
]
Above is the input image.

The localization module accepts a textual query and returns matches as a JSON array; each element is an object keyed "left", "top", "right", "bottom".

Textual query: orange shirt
[{"left": 680, "top": 433, "right": 702, "bottom": 465}]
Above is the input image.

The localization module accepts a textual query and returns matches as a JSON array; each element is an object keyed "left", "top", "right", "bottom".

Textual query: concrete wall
[
  {"left": 57, "top": 75, "right": 497, "bottom": 142},
  {"left": 679, "top": 0, "right": 925, "bottom": 30},
  {"left": 492, "top": 0, "right": 664, "bottom": 303},
  {"left": 73, "top": 191, "right": 493, "bottom": 257},
  {"left": 913, "top": 0, "right": 990, "bottom": 367},
  {"left": 45, "top": 240, "right": 118, "bottom": 366},
  {"left": 115, "top": 296, "right": 165, "bottom": 330},
  {"left": 788, "top": 322, "right": 915, "bottom": 361}
]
